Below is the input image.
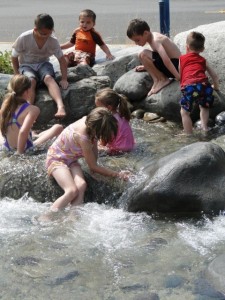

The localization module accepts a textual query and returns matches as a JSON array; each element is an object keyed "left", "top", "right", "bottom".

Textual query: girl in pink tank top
[{"left": 95, "top": 88, "right": 135, "bottom": 154}]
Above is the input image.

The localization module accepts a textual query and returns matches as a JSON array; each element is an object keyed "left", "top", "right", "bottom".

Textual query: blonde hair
[
  {"left": 95, "top": 88, "right": 131, "bottom": 121},
  {"left": 0, "top": 75, "right": 31, "bottom": 135},
  {"left": 85, "top": 107, "right": 118, "bottom": 144}
]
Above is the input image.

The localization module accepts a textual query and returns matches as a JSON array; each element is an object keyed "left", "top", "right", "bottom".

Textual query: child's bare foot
[
  {"left": 148, "top": 78, "right": 173, "bottom": 96},
  {"left": 55, "top": 106, "right": 66, "bottom": 119}
]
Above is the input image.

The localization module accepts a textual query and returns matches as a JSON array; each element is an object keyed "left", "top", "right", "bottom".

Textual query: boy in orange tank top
[{"left": 61, "top": 9, "right": 114, "bottom": 67}]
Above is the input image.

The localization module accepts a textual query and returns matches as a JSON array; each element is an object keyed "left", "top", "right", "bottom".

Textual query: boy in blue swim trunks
[{"left": 179, "top": 31, "right": 219, "bottom": 134}]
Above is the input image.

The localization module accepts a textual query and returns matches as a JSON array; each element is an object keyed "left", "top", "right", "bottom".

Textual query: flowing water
[{"left": 1, "top": 120, "right": 225, "bottom": 299}]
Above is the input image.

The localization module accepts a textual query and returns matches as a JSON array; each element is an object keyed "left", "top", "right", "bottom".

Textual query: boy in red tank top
[{"left": 179, "top": 31, "right": 219, "bottom": 134}]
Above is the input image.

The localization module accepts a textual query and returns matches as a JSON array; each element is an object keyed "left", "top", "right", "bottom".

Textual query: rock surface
[{"left": 126, "top": 142, "right": 225, "bottom": 216}]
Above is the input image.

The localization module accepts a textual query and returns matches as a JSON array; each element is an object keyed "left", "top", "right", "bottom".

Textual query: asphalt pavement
[{"left": 0, "top": 0, "right": 224, "bottom": 45}]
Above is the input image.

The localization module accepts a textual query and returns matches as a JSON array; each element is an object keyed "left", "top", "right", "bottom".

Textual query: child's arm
[
  {"left": 100, "top": 44, "right": 114, "bottom": 60},
  {"left": 80, "top": 138, "right": 129, "bottom": 180},
  {"left": 58, "top": 56, "right": 69, "bottom": 89},
  {"left": 11, "top": 55, "right": 20, "bottom": 75},
  {"left": 206, "top": 62, "right": 219, "bottom": 91},
  {"left": 17, "top": 106, "right": 40, "bottom": 154},
  {"left": 155, "top": 42, "right": 180, "bottom": 80},
  {"left": 60, "top": 41, "right": 74, "bottom": 50}
]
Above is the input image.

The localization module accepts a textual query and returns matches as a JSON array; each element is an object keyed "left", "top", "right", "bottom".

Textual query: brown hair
[
  {"left": 79, "top": 9, "right": 96, "bottom": 23},
  {"left": 85, "top": 107, "right": 118, "bottom": 144},
  {"left": 0, "top": 75, "right": 31, "bottom": 135},
  {"left": 127, "top": 18, "right": 150, "bottom": 38},
  {"left": 186, "top": 31, "right": 205, "bottom": 51},
  {"left": 34, "top": 13, "right": 54, "bottom": 30},
  {"left": 95, "top": 88, "right": 131, "bottom": 121}
]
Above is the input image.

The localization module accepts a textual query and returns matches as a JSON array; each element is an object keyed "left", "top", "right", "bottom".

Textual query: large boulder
[
  {"left": 93, "top": 46, "right": 141, "bottom": 87},
  {"left": 35, "top": 75, "right": 110, "bottom": 126},
  {"left": 114, "top": 69, "right": 152, "bottom": 101},
  {"left": 126, "top": 142, "right": 225, "bottom": 216},
  {"left": 0, "top": 152, "right": 125, "bottom": 204}
]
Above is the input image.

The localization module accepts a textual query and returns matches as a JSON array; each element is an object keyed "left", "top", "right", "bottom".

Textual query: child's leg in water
[{"left": 38, "top": 164, "right": 86, "bottom": 222}]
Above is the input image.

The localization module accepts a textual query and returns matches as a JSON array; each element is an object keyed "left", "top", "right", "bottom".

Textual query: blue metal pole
[{"left": 159, "top": 0, "right": 170, "bottom": 37}]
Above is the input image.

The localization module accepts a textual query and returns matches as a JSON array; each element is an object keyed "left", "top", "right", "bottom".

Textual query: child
[
  {"left": 95, "top": 88, "right": 135, "bottom": 154},
  {"left": 44, "top": 107, "right": 130, "bottom": 215},
  {"left": 11, "top": 13, "right": 68, "bottom": 118},
  {"left": 60, "top": 9, "right": 114, "bottom": 67},
  {"left": 127, "top": 18, "right": 181, "bottom": 96},
  {"left": 0, "top": 74, "right": 63, "bottom": 154},
  {"left": 179, "top": 31, "right": 219, "bottom": 134}
]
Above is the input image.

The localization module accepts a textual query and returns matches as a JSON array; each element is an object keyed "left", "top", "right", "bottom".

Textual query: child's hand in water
[{"left": 118, "top": 170, "right": 133, "bottom": 181}]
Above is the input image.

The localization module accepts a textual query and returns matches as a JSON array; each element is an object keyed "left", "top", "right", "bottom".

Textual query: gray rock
[
  {"left": 35, "top": 75, "right": 110, "bottom": 127},
  {"left": 194, "top": 278, "right": 225, "bottom": 299},
  {"left": 215, "top": 111, "right": 225, "bottom": 126},
  {"left": 114, "top": 69, "right": 152, "bottom": 101},
  {"left": 164, "top": 274, "right": 185, "bottom": 288},
  {"left": 93, "top": 54, "right": 140, "bottom": 87},
  {"left": 127, "top": 142, "right": 225, "bottom": 216},
  {"left": 207, "top": 254, "right": 225, "bottom": 294},
  {"left": 0, "top": 152, "right": 124, "bottom": 204}
]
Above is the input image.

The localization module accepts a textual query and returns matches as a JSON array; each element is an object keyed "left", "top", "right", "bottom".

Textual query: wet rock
[
  {"left": 143, "top": 237, "right": 167, "bottom": 251},
  {"left": 194, "top": 278, "right": 225, "bottom": 299},
  {"left": 164, "top": 274, "right": 185, "bottom": 288},
  {"left": 215, "top": 111, "right": 225, "bottom": 126},
  {"left": 13, "top": 256, "right": 40, "bottom": 266},
  {"left": 143, "top": 112, "right": 160, "bottom": 122},
  {"left": 127, "top": 142, "right": 225, "bottom": 216},
  {"left": 207, "top": 254, "right": 225, "bottom": 294},
  {"left": 132, "top": 293, "right": 159, "bottom": 300},
  {"left": 120, "top": 283, "right": 149, "bottom": 292},
  {"left": 49, "top": 270, "right": 79, "bottom": 286},
  {"left": 0, "top": 152, "right": 124, "bottom": 204},
  {"left": 131, "top": 109, "right": 145, "bottom": 119}
]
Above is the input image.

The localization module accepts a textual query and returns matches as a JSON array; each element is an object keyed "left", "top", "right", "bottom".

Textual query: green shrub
[{"left": 0, "top": 50, "right": 13, "bottom": 74}]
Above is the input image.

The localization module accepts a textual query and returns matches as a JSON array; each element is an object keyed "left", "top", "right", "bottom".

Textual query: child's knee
[
  {"left": 180, "top": 107, "right": 189, "bottom": 117},
  {"left": 66, "top": 186, "right": 79, "bottom": 200},
  {"left": 139, "top": 49, "right": 151, "bottom": 61},
  {"left": 79, "top": 180, "right": 87, "bottom": 193}
]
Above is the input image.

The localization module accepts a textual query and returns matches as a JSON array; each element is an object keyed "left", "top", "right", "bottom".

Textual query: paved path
[{"left": 0, "top": 0, "right": 224, "bottom": 45}]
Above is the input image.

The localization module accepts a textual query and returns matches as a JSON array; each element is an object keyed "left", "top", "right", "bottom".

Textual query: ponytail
[
  {"left": 0, "top": 75, "right": 31, "bottom": 135},
  {"left": 117, "top": 94, "right": 131, "bottom": 121},
  {"left": 95, "top": 88, "right": 131, "bottom": 121}
]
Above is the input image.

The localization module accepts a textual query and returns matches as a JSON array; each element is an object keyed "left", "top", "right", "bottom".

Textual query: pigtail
[
  {"left": 0, "top": 74, "right": 31, "bottom": 136},
  {"left": 0, "top": 92, "right": 18, "bottom": 135},
  {"left": 118, "top": 94, "right": 131, "bottom": 121}
]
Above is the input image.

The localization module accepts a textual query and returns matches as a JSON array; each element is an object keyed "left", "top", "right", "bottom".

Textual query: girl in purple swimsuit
[{"left": 0, "top": 74, "right": 63, "bottom": 154}]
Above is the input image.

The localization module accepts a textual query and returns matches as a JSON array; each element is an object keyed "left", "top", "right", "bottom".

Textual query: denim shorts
[
  {"left": 19, "top": 61, "right": 55, "bottom": 83},
  {"left": 180, "top": 83, "right": 214, "bottom": 112}
]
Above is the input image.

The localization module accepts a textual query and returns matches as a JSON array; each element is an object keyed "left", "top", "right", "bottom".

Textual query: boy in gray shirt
[{"left": 11, "top": 13, "right": 68, "bottom": 118}]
